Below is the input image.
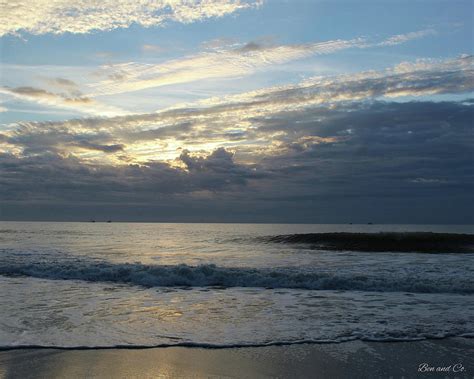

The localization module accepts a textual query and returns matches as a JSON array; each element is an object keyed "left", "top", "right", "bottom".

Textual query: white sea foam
[
  {"left": 0, "top": 222, "right": 473, "bottom": 348},
  {"left": 1, "top": 261, "right": 473, "bottom": 294},
  {"left": 0, "top": 277, "right": 473, "bottom": 349}
]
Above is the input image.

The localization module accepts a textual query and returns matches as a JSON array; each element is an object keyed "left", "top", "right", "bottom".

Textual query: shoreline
[
  {"left": 0, "top": 335, "right": 472, "bottom": 351},
  {"left": 1, "top": 338, "right": 473, "bottom": 378}
]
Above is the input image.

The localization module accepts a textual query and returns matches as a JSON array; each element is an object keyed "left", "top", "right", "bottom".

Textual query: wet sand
[{"left": 0, "top": 338, "right": 473, "bottom": 378}]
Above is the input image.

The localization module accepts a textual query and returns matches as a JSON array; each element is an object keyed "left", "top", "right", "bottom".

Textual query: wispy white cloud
[
  {"left": 90, "top": 38, "right": 365, "bottom": 95},
  {"left": 0, "top": 29, "right": 440, "bottom": 119},
  {"left": 194, "top": 55, "right": 474, "bottom": 110},
  {"left": 89, "top": 29, "right": 439, "bottom": 96},
  {"left": 141, "top": 44, "right": 165, "bottom": 54},
  {"left": 1, "top": 0, "right": 262, "bottom": 37},
  {"left": 378, "top": 28, "right": 437, "bottom": 46}
]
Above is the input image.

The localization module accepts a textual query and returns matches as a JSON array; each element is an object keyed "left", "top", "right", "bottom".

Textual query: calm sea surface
[{"left": 0, "top": 222, "right": 473, "bottom": 348}]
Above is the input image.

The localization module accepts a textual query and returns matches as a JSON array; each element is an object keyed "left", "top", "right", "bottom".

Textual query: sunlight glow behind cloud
[
  {"left": 1, "top": 56, "right": 471, "bottom": 165},
  {"left": 1, "top": 0, "right": 473, "bottom": 222}
]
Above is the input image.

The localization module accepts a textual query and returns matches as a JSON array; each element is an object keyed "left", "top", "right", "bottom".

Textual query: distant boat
[
  {"left": 107, "top": 220, "right": 112, "bottom": 223},
  {"left": 90, "top": 220, "right": 96, "bottom": 223}
]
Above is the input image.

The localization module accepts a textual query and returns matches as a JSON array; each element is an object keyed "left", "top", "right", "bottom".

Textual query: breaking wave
[
  {"left": 258, "top": 232, "right": 474, "bottom": 253},
  {"left": 1, "top": 262, "right": 473, "bottom": 294}
]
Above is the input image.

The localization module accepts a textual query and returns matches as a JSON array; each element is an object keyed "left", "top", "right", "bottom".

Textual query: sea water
[{"left": 0, "top": 222, "right": 473, "bottom": 348}]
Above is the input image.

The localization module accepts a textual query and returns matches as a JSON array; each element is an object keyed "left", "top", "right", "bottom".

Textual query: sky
[{"left": 0, "top": 0, "right": 473, "bottom": 223}]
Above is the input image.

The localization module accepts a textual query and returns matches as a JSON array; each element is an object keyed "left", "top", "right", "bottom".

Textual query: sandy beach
[{"left": 1, "top": 338, "right": 473, "bottom": 379}]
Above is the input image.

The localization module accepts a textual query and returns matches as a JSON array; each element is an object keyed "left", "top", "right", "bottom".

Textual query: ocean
[{"left": 0, "top": 222, "right": 473, "bottom": 349}]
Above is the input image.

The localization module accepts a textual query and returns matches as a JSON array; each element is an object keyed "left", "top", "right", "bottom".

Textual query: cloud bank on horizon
[{"left": 0, "top": 0, "right": 473, "bottom": 223}]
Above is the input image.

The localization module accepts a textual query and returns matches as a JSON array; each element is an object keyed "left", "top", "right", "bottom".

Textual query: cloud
[
  {"left": 1, "top": 0, "right": 262, "bottom": 37},
  {"left": 2, "top": 85, "right": 92, "bottom": 105},
  {"left": 88, "top": 29, "right": 439, "bottom": 96},
  {"left": 200, "top": 37, "right": 239, "bottom": 50},
  {"left": 1, "top": 29, "right": 440, "bottom": 120},
  {"left": 141, "top": 44, "right": 164, "bottom": 54},
  {"left": 0, "top": 146, "right": 260, "bottom": 204},
  {"left": 238, "top": 41, "right": 266, "bottom": 52},
  {"left": 91, "top": 38, "right": 364, "bottom": 95},
  {"left": 1, "top": 100, "right": 472, "bottom": 222},
  {"left": 9, "top": 86, "right": 92, "bottom": 104},
  {"left": 0, "top": 120, "right": 126, "bottom": 157},
  {"left": 1, "top": 57, "right": 472, "bottom": 222},
  {"left": 196, "top": 55, "right": 473, "bottom": 110},
  {"left": 411, "top": 177, "right": 449, "bottom": 184},
  {"left": 3, "top": 55, "right": 471, "bottom": 165},
  {"left": 0, "top": 85, "right": 127, "bottom": 116},
  {"left": 71, "top": 141, "right": 125, "bottom": 153},
  {"left": 45, "top": 77, "right": 80, "bottom": 91},
  {"left": 378, "top": 28, "right": 437, "bottom": 46}
]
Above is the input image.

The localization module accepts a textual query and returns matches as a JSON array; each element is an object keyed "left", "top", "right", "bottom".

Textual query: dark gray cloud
[
  {"left": 236, "top": 41, "right": 267, "bottom": 53},
  {"left": 179, "top": 147, "right": 264, "bottom": 189},
  {"left": 72, "top": 141, "right": 125, "bottom": 153},
  {"left": 256, "top": 101, "right": 473, "bottom": 195},
  {"left": 1, "top": 100, "right": 472, "bottom": 223},
  {"left": 0, "top": 146, "right": 261, "bottom": 203},
  {"left": 3, "top": 124, "right": 118, "bottom": 155}
]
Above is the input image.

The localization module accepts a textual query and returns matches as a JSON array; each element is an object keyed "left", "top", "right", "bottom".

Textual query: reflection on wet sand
[{"left": 1, "top": 338, "right": 473, "bottom": 379}]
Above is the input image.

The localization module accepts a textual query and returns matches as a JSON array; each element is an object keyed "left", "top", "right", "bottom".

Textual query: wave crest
[
  {"left": 259, "top": 232, "right": 474, "bottom": 252},
  {"left": 1, "top": 262, "right": 473, "bottom": 294}
]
